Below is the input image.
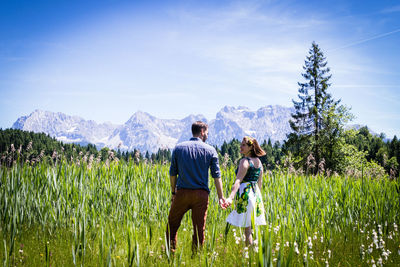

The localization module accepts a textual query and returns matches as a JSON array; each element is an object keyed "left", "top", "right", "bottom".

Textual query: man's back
[{"left": 170, "top": 137, "right": 221, "bottom": 193}]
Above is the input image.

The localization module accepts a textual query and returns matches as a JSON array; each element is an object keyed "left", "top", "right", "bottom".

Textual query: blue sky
[{"left": 1, "top": 0, "right": 399, "bottom": 138}]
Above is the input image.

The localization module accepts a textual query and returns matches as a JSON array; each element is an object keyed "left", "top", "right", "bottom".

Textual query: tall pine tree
[{"left": 286, "top": 42, "right": 350, "bottom": 172}]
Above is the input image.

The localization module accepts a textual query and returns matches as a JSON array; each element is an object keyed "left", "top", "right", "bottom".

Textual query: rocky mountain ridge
[{"left": 12, "top": 106, "right": 294, "bottom": 152}]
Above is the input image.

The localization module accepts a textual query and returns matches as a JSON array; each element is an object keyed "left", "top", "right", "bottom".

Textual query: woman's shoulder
[{"left": 249, "top": 157, "right": 262, "bottom": 168}]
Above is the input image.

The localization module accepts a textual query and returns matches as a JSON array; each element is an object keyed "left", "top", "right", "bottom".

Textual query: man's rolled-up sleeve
[
  {"left": 169, "top": 149, "right": 178, "bottom": 176},
  {"left": 210, "top": 150, "right": 221, "bottom": 178}
]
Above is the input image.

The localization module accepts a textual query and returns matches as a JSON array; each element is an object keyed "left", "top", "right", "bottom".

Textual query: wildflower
[
  {"left": 307, "top": 236, "right": 313, "bottom": 249},
  {"left": 253, "top": 245, "right": 259, "bottom": 253},
  {"left": 377, "top": 257, "right": 383, "bottom": 266},
  {"left": 325, "top": 260, "right": 329, "bottom": 267},
  {"left": 294, "top": 241, "right": 300, "bottom": 255},
  {"left": 382, "top": 250, "right": 390, "bottom": 261},
  {"left": 19, "top": 249, "right": 23, "bottom": 253},
  {"left": 320, "top": 235, "right": 324, "bottom": 243},
  {"left": 379, "top": 238, "right": 385, "bottom": 249},
  {"left": 183, "top": 228, "right": 187, "bottom": 232},
  {"left": 368, "top": 243, "right": 373, "bottom": 254},
  {"left": 285, "top": 241, "right": 289, "bottom": 247},
  {"left": 244, "top": 251, "right": 249, "bottom": 259},
  {"left": 309, "top": 250, "right": 314, "bottom": 260},
  {"left": 327, "top": 249, "right": 331, "bottom": 258},
  {"left": 394, "top": 223, "right": 398, "bottom": 232},
  {"left": 360, "top": 244, "right": 365, "bottom": 259}
]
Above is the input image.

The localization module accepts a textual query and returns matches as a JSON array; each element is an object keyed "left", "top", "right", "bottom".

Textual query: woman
[{"left": 225, "top": 136, "right": 266, "bottom": 245}]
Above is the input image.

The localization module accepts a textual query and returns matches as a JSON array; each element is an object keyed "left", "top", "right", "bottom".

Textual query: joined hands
[{"left": 219, "top": 197, "right": 233, "bottom": 209}]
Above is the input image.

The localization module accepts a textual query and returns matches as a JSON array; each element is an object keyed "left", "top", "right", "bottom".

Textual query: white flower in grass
[
  {"left": 294, "top": 242, "right": 299, "bottom": 255},
  {"left": 285, "top": 241, "right": 289, "bottom": 247},
  {"left": 273, "top": 258, "right": 277, "bottom": 262},
  {"left": 394, "top": 223, "right": 398, "bottom": 232},
  {"left": 382, "top": 250, "right": 389, "bottom": 261},
  {"left": 276, "top": 242, "right": 280, "bottom": 251},
  {"left": 368, "top": 244, "right": 373, "bottom": 254},
  {"left": 307, "top": 237, "right": 313, "bottom": 249},
  {"left": 327, "top": 249, "right": 331, "bottom": 258},
  {"left": 320, "top": 236, "right": 324, "bottom": 243},
  {"left": 309, "top": 250, "right": 314, "bottom": 260},
  {"left": 325, "top": 260, "right": 329, "bottom": 267},
  {"left": 183, "top": 228, "right": 187, "bottom": 232},
  {"left": 244, "top": 251, "right": 249, "bottom": 259},
  {"left": 377, "top": 257, "right": 383, "bottom": 266},
  {"left": 254, "top": 245, "right": 259, "bottom": 253}
]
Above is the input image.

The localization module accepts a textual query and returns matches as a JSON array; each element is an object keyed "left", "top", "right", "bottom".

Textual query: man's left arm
[
  {"left": 210, "top": 150, "right": 226, "bottom": 209},
  {"left": 169, "top": 149, "right": 178, "bottom": 201}
]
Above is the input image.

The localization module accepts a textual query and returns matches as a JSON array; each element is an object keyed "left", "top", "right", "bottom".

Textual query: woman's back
[{"left": 238, "top": 157, "right": 261, "bottom": 182}]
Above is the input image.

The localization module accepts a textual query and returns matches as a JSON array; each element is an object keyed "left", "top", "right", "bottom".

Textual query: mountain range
[{"left": 12, "top": 106, "right": 295, "bottom": 152}]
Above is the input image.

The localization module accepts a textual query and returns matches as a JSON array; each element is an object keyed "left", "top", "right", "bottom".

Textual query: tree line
[
  {"left": 2, "top": 125, "right": 398, "bottom": 177},
  {"left": 0, "top": 128, "right": 172, "bottom": 166}
]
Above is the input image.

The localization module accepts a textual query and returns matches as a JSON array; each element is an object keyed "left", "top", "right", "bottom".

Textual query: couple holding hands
[{"left": 166, "top": 121, "right": 266, "bottom": 252}]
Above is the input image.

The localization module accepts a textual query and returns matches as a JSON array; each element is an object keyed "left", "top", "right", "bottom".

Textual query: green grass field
[{"left": 1, "top": 159, "right": 399, "bottom": 266}]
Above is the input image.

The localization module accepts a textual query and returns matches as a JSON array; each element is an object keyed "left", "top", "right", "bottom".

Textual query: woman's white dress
[{"left": 226, "top": 159, "right": 266, "bottom": 227}]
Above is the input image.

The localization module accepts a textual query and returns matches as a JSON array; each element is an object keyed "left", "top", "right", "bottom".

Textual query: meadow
[{"left": 1, "top": 157, "right": 399, "bottom": 266}]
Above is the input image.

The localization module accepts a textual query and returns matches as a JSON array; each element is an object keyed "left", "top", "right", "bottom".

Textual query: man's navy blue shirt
[{"left": 169, "top": 137, "right": 221, "bottom": 193}]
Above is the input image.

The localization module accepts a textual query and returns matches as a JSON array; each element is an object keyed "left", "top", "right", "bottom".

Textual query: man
[{"left": 166, "top": 121, "right": 226, "bottom": 252}]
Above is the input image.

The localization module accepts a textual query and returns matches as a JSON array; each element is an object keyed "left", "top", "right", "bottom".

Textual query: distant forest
[{"left": 0, "top": 127, "right": 399, "bottom": 178}]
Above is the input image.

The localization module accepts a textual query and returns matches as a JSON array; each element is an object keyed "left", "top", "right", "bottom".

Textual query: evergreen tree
[{"left": 286, "top": 42, "right": 351, "bottom": 172}]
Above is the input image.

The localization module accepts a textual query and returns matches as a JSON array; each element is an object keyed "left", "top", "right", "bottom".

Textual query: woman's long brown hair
[{"left": 243, "top": 136, "right": 266, "bottom": 157}]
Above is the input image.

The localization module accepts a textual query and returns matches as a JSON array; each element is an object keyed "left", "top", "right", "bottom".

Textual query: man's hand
[
  {"left": 225, "top": 197, "right": 233, "bottom": 207},
  {"left": 219, "top": 198, "right": 227, "bottom": 209}
]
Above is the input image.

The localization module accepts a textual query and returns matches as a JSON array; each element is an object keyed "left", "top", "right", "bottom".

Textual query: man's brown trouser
[{"left": 166, "top": 189, "right": 209, "bottom": 251}]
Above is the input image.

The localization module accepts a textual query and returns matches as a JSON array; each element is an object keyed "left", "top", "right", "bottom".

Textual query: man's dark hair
[{"left": 192, "top": 121, "right": 208, "bottom": 136}]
